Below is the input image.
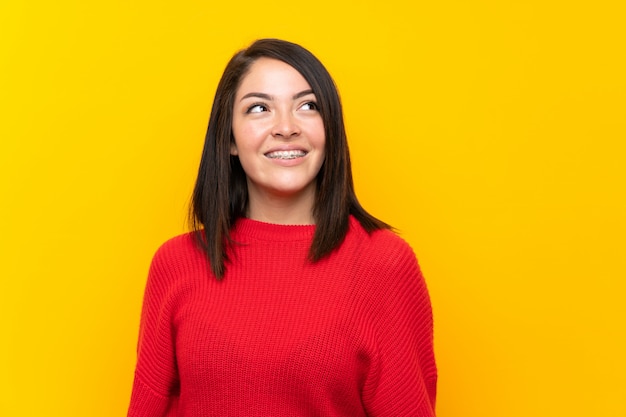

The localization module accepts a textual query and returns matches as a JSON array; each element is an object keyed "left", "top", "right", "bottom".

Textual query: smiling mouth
[{"left": 265, "top": 150, "right": 308, "bottom": 160}]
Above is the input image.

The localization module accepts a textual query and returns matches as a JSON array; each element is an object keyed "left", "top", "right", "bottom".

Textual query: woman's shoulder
[
  {"left": 349, "top": 216, "right": 415, "bottom": 253},
  {"left": 147, "top": 231, "right": 207, "bottom": 279},
  {"left": 152, "top": 231, "right": 199, "bottom": 259},
  {"left": 346, "top": 218, "right": 428, "bottom": 307},
  {"left": 348, "top": 216, "right": 419, "bottom": 270}
]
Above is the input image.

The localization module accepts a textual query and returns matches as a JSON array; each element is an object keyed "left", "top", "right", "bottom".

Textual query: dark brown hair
[{"left": 190, "top": 38, "right": 389, "bottom": 278}]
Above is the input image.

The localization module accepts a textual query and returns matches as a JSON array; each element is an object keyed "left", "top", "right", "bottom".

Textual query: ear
[{"left": 230, "top": 142, "right": 238, "bottom": 156}]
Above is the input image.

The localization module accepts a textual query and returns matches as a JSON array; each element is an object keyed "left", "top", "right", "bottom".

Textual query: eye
[
  {"left": 246, "top": 103, "right": 268, "bottom": 114},
  {"left": 300, "top": 101, "right": 319, "bottom": 111}
]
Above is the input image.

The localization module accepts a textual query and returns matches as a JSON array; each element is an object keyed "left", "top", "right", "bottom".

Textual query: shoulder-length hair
[{"left": 190, "top": 38, "right": 389, "bottom": 278}]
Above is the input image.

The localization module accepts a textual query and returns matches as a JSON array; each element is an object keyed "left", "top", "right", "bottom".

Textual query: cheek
[
  {"left": 230, "top": 124, "right": 249, "bottom": 156},
  {"left": 314, "top": 124, "right": 326, "bottom": 150},
  {"left": 233, "top": 123, "right": 265, "bottom": 147}
]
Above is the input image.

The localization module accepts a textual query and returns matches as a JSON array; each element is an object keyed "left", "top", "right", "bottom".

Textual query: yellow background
[{"left": 1, "top": 1, "right": 624, "bottom": 416}]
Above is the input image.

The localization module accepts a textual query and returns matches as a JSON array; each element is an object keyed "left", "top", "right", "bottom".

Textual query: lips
[{"left": 265, "top": 150, "right": 308, "bottom": 160}]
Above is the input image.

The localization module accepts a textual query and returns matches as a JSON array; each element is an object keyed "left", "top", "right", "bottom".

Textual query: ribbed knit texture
[{"left": 128, "top": 216, "right": 437, "bottom": 417}]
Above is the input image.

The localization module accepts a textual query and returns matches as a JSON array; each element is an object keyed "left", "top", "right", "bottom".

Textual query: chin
[{"left": 269, "top": 181, "right": 316, "bottom": 197}]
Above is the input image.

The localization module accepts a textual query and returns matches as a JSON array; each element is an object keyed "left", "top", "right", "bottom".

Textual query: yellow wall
[{"left": 1, "top": 1, "right": 624, "bottom": 416}]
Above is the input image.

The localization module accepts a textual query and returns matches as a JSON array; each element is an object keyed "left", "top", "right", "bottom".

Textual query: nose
[{"left": 272, "top": 111, "right": 300, "bottom": 139}]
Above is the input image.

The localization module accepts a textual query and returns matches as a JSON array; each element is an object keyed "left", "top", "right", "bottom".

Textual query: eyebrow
[{"left": 239, "top": 89, "right": 315, "bottom": 102}]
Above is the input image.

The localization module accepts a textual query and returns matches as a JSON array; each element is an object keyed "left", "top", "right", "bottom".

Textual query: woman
[{"left": 128, "top": 38, "right": 437, "bottom": 416}]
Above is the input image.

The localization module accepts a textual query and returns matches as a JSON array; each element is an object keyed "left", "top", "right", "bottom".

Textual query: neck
[{"left": 246, "top": 186, "right": 316, "bottom": 225}]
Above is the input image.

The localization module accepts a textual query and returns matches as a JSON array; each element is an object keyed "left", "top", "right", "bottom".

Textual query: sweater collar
[{"left": 232, "top": 217, "right": 316, "bottom": 242}]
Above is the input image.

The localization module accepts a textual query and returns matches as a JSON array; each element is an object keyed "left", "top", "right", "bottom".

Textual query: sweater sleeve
[
  {"left": 128, "top": 241, "right": 181, "bottom": 417},
  {"left": 362, "top": 235, "right": 437, "bottom": 417}
]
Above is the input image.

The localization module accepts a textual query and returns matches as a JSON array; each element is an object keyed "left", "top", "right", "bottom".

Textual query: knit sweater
[{"left": 128, "top": 216, "right": 437, "bottom": 417}]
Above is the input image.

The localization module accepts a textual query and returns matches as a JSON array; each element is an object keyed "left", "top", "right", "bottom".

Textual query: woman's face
[{"left": 231, "top": 58, "right": 326, "bottom": 210}]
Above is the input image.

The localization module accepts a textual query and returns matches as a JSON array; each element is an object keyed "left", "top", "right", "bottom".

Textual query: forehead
[{"left": 236, "top": 58, "right": 312, "bottom": 96}]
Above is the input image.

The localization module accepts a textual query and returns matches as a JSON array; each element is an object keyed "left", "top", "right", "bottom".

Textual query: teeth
[{"left": 266, "top": 150, "right": 307, "bottom": 159}]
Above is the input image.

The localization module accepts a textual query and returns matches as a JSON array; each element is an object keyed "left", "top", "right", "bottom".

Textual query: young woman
[{"left": 128, "top": 38, "right": 437, "bottom": 417}]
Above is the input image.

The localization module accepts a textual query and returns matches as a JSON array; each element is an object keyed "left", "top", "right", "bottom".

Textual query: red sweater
[{"left": 128, "top": 216, "right": 437, "bottom": 416}]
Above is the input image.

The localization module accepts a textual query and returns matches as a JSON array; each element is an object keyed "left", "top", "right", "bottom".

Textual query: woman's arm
[
  {"left": 127, "top": 240, "right": 182, "bottom": 417},
  {"left": 362, "top": 235, "right": 437, "bottom": 416}
]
